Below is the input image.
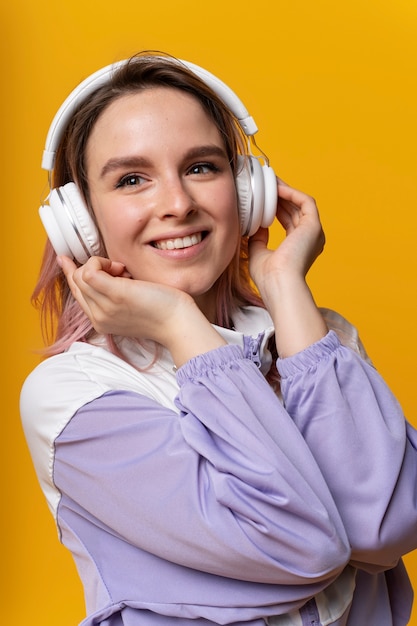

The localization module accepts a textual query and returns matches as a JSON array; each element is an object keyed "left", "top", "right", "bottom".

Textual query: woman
[{"left": 20, "top": 51, "right": 417, "bottom": 625}]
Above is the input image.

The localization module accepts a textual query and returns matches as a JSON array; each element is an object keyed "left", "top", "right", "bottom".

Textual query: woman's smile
[{"left": 152, "top": 232, "right": 204, "bottom": 250}]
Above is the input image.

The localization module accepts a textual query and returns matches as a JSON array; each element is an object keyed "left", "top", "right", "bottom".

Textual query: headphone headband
[
  {"left": 39, "top": 54, "right": 277, "bottom": 257},
  {"left": 42, "top": 57, "right": 259, "bottom": 172}
]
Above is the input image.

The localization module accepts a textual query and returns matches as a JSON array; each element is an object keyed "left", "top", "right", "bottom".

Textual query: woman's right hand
[{"left": 58, "top": 255, "right": 226, "bottom": 367}]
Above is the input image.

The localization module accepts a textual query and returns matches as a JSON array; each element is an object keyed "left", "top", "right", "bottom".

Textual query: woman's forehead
[{"left": 85, "top": 88, "right": 227, "bottom": 171}]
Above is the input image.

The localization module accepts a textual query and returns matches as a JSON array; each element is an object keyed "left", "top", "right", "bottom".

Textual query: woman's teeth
[{"left": 154, "top": 233, "right": 203, "bottom": 250}]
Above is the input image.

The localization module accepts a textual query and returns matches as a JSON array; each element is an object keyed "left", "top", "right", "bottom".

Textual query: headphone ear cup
[
  {"left": 235, "top": 156, "right": 277, "bottom": 237},
  {"left": 39, "top": 203, "right": 73, "bottom": 259},
  {"left": 41, "top": 182, "right": 100, "bottom": 263},
  {"left": 235, "top": 155, "right": 261, "bottom": 237},
  {"left": 260, "top": 163, "right": 278, "bottom": 229}
]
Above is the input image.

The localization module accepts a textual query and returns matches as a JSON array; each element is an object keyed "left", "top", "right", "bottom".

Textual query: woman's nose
[{"left": 159, "top": 177, "right": 196, "bottom": 220}]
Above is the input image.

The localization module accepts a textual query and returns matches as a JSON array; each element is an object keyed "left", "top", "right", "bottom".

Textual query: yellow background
[{"left": 2, "top": 0, "right": 417, "bottom": 623}]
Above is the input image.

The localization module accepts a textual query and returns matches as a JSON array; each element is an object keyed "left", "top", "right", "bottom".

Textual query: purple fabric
[
  {"left": 278, "top": 332, "right": 417, "bottom": 567},
  {"left": 52, "top": 333, "right": 416, "bottom": 625}
]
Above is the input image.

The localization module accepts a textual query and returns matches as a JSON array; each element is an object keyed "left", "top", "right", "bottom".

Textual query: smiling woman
[
  {"left": 20, "top": 51, "right": 417, "bottom": 626},
  {"left": 85, "top": 88, "right": 240, "bottom": 314}
]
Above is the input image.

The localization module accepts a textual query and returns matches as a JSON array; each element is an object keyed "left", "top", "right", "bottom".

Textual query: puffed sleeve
[
  {"left": 277, "top": 330, "right": 417, "bottom": 571},
  {"left": 54, "top": 344, "right": 350, "bottom": 588}
]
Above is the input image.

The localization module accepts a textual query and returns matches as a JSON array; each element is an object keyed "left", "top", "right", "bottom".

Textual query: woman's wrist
[
  {"left": 159, "top": 297, "right": 227, "bottom": 368},
  {"left": 259, "top": 271, "right": 327, "bottom": 358}
]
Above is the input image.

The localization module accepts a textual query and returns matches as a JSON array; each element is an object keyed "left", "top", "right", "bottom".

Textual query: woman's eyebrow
[
  {"left": 184, "top": 145, "right": 228, "bottom": 160},
  {"left": 99, "top": 145, "right": 228, "bottom": 179},
  {"left": 100, "top": 156, "right": 152, "bottom": 179}
]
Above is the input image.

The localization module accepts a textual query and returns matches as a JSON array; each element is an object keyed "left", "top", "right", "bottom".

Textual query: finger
[
  {"left": 57, "top": 256, "right": 86, "bottom": 295},
  {"left": 56, "top": 256, "right": 95, "bottom": 318},
  {"left": 57, "top": 255, "right": 77, "bottom": 275},
  {"left": 58, "top": 255, "right": 104, "bottom": 299},
  {"left": 80, "top": 256, "right": 131, "bottom": 279},
  {"left": 276, "top": 193, "right": 302, "bottom": 228},
  {"left": 276, "top": 204, "right": 297, "bottom": 231},
  {"left": 249, "top": 225, "right": 269, "bottom": 244},
  {"left": 278, "top": 183, "right": 317, "bottom": 210},
  {"left": 276, "top": 176, "right": 290, "bottom": 187},
  {"left": 248, "top": 228, "right": 271, "bottom": 269},
  {"left": 57, "top": 256, "right": 129, "bottom": 330},
  {"left": 106, "top": 260, "right": 129, "bottom": 277}
]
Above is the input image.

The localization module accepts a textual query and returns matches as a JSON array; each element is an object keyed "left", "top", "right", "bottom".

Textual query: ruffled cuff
[
  {"left": 277, "top": 330, "right": 342, "bottom": 379},
  {"left": 176, "top": 344, "right": 245, "bottom": 385}
]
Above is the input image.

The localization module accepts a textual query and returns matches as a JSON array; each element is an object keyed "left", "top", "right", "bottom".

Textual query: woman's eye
[
  {"left": 116, "top": 174, "right": 146, "bottom": 188},
  {"left": 189, "top": 162, "right": 219, "bottom": 175}
]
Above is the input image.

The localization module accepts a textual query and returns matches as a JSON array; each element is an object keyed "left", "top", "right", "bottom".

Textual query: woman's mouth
[{"left": 152, "top": 232, "right": 204, "bottom": 250}]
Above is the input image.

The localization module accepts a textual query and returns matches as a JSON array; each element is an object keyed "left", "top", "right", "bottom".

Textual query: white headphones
[{"left": 39, "top": 57, "right": 277, "bottom": 263}]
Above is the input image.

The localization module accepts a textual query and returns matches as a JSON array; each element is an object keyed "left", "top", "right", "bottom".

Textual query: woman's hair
[{"left": 33, "top": 52, "right": 278, "bottom": 380}]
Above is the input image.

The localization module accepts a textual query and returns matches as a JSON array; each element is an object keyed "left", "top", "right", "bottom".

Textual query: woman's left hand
[
  {"left": 248, "top": 179, "right": 328, "bottom": 357},
  {"left": 248, "top": 179, "right": 325, "bottom": 293}
]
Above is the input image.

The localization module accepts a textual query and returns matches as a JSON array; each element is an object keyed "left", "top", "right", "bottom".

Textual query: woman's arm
[
  {"left": 53, "top": 343, "right": 350, "bottom": 588},
  {"left": 248, "top": 181, "right": 417, "bottom": 570},
  {"left": 278, "top": 330, "right": 417, "bottom": 571},
  {"left": 248, "top": 181, "right": 328, "bottom": 358}
]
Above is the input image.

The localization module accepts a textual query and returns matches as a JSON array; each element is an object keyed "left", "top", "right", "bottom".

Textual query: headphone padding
[
  {"left": 235, "top": 156, "right": 253, "bottom": 236},
  {"left": 246, "top": 157, "right": 266, "bottom": 237},
  {"left": 49, "top": 183, "right": 100, "bottom": 263},
  {"left": 39, "top": 203, "right": 73, "bottom": 258},
  {"left": 261, "top": 165, "right": 277, "bottom": 228},
  {"left": 236, "top": 156, "right": 268, "bottom": 237}
]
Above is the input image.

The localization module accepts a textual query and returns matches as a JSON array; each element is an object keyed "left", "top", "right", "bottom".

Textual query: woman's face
[{"left": 85, "top": 87, "right": 240, "bottom": 319}]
